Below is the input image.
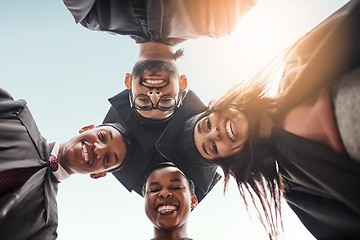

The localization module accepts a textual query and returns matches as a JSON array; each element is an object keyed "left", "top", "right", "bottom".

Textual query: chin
[{"left": 139, "top": 110, "right": 174, "bottom": 120}]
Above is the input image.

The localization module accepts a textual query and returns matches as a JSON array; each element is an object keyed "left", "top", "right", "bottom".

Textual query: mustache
[{"left": 131, "top": 60, "right": 179, "bottom": 77}]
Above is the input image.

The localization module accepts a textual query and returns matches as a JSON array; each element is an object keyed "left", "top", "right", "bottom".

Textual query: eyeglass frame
[{"left": 129, "top": 90, "right": 186, "bottom": 111}]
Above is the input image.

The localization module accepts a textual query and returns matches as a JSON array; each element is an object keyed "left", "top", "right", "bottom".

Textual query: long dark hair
[{"left": 205, "top": 64, "right": 285, "bottom": 239}]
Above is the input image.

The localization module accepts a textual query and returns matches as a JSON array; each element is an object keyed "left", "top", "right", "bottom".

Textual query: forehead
[
  {"left": 146, "top": 167, "right": 188, "bottom": 185},
  {"left": 94, "top": 126, "right": 120, "bottom": 135},
  {"left": 91, "top": 126, "right": 123, "bottom": 148}
]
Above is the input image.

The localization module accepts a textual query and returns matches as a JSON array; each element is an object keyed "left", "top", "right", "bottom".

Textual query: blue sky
[{"left": 0, "top": 0, "right": 349, "bottom": 239}]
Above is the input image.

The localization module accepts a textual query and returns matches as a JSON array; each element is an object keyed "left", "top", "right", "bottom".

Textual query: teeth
[
  {"left": 82, "top": 144, "right": 89, "bottom": 162},
  {"left": 157, "top": 205, "right": 177, "bottom": 213},
  {"left": 144, "top": 79, "right": 165, "bottom": 85},
  {"left": 226, "top": 120, "right": 236, "bottom": 142}
]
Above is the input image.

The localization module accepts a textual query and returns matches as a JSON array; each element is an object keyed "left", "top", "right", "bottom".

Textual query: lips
[
  {"left": 226, "top": 120, "right": 236, "bottom": 142},
  {"left": 155, "top": 203, "right": 178, "bottom": 215},
  {"left": 81, "top": 141, "right": 94, "bottom": 165},
  {"left": 142, "top": 78, "right": 167, "bottom": 88}
]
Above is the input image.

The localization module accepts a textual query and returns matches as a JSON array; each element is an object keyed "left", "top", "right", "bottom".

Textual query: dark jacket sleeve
[
  {"left": 63, "top": 0, "right": 257, "bottom": 45},
  {"left": 0, "top": 88, "right": 27, "bottom": 119}
]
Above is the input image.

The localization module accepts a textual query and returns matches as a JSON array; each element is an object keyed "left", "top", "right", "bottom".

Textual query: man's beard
[{"left": 131, "top": 60, "right": 179, "bottom": 78}]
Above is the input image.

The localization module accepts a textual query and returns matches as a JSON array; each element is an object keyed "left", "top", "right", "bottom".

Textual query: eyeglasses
[{"left": 129, "top": 93, "right": 183, "bottom": 111}]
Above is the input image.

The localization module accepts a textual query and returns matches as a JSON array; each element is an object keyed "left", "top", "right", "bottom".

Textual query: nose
[
  {"left": 159, "top": 190, "right": 172, "bottom": 199},
  {"left": 147, "top": 90, "right": 162, "bottom": 106},
  {"left": 94, "top": 142, "right": 106, "bottom": 159},
  {"left": 209, "top": 127, "right": 221, "bottom": 141}
]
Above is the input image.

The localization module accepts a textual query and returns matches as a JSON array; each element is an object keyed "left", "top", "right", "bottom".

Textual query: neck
[
  {"left": 258, "top": 113, "right": 275, "bottom": 138},
  {"left": 139, "top": 41, "right": 175, "bottom": 61},
  {"left": 153, "top": 224, "right": 188, "bottom": 240},
  {"left": 56, "top": 143, "right": 72, "bottom": 175}
]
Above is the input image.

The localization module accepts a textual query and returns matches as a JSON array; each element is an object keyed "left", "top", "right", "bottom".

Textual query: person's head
[
  {"left": 194, "top": 107, "right": 249, "bottom": 161},
  {"left": 57, "top": 124, "right": 128, "bottom": 179},
  {"left": 181, "top": 67, "right": 284, "bottom": 240},
  {"left": 185, "top": 77, "right": 274, "bottom": 163},
  {"left": 126, "top": 42, "right": 187, "bottom": 120},
  {"left": 142, "top": 163, "right": 197, "bottom": 238}
]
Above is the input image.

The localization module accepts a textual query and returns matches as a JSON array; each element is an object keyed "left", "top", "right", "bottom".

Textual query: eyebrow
[
  {"left": 109, "top": 130, "right": 119, "bottom": 166},
  {"left": 170, "top": 178, "right": 182, "bottom": 183},
  {"left": 197, "top": 122, "right": 202, "bottom": 134},
  {"left": 148, "top": 178, "right": 182, "bottom": 187},
  {"left": 202, "top": 143, "right": 210, "bottom": 156},
  {"left": 148, "top": 181, "right": 159, "bottom": 187}
]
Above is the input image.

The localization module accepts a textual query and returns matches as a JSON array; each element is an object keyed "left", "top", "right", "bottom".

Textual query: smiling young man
[
  {"left": 0, "top": 88, "right": 129, "bottom": 239},
  {"left": 125, "top": 58, "right": 187, "bottom": 120},
  {"left": 143, "top": 163, "right": 197, "bottom": 240}
]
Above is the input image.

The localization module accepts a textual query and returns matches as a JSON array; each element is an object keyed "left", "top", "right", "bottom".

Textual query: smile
[
  {"left": 156, "top": 204, "right": 178, "bottom": 214},
  {"left": 226, "top": 120, "right": 236, "bottom": 142},
  {"left": 142, "top": 78, "right": 167, "bottom": 88},
  {"left": 81, "top": 141, "right": 93, "bottom": 165}
]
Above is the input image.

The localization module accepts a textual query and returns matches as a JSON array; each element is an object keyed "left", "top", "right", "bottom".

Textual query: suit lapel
[{"left": 17, "top": 105, "right": 51, "bottom": 162}]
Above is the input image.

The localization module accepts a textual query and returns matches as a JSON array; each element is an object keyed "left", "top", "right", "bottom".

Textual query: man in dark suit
[{"left": 0, "top": 88, "right": 129, "bottom": 239}]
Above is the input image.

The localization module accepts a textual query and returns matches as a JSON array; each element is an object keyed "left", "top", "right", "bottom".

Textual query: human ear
[
  {"left": 125, "top": 73, "right": 131, "bottom": 89},
  {"left": 190, "top": 195, "right": 198, "bottom": 209},
  {"left": 90, "top": 172, "right": 107, "bottom": 179},
  {"left": 180, "top": 75, "right": 187, "bottom": 90},
  {"left": 79, "top": 125, "right": 95, "bottom": 134}
]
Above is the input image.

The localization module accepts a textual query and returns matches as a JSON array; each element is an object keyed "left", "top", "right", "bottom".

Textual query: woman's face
[{"left": 194, "top": 108, "right": 249, "bottom": 161}]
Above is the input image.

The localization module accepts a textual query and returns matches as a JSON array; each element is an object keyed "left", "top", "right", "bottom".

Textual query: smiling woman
[
  {"left": 143, "top": 163, "right": 197, "bottom": 240},
  {"left": 194, "top": 108, "right": 249, "bottom": 160}
]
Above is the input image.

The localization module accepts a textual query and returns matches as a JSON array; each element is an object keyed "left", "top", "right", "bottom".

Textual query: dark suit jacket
[
  {"left": 103, "top": 89, "right": 219, "bottom": 202},
  {"left": 0, "top": 88, "right": 59, "bottom": 240},
  {"left": 63, "top": 0, "right": 256, "bottom": 46}
]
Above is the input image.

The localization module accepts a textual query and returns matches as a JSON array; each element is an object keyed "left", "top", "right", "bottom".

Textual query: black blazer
[
  {"left": 0, "top": 88, "right": 59, "bottom": 240},
  {"left": 103, "top": 89, "right": 219, "bottom": 202}
]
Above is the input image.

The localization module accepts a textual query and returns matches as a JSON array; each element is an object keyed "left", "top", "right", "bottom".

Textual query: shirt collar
[{"left": 51, "top": 142, "right": 70, "bottom": 181}]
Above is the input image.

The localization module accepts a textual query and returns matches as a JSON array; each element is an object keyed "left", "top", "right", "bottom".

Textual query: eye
[
  {"left": 138, "top": 97, "right": 150, "bottom": 102},
  {"left": 104, "top": 155, "right": 110, "bottom": 166},
  {"left": 149, "top": 188, "right": 160, "bottom": 193},
  {"left": 212, "top": 142, "right": 218, "bottom": 154},
  {"left": 99, "top": 131, "right": 106, "bottom": 142},
  {"left": 170, "top": 186, "right": 183, "bottom": 190},
  {"left": 205, "top": 118, "right": 211, "bottom": 130},
  {"left": 160, "top": 96, "right": 173, "bottom": 102}
]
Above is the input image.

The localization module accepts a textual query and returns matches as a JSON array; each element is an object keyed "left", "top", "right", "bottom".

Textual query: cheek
[
  {"left": 218, "top": 143, "right": 240, "bottom": 157},
  {"left": 144, "top": 197, "right": 155, "bottom": 219},
  {"left": 144, "top": 195, "right": 154, "bottom": 209},
  {"left": 177, "top": 195, "right": 192, "bottom": 219},
  {"left": 167, "top": 82, "right": 180, "bottom": 96},
  {"left": 130, "top": 84, "right": 143, "bottom": 96}
]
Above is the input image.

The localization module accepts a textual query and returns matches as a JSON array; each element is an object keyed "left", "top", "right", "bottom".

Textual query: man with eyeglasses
[
  {"left": 101, "top": 57, "right": 219, "bottom": 199},
  {"left": 126, "top": 60, "right": 187, "bottom": 120}
]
